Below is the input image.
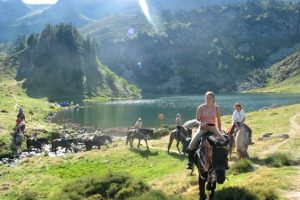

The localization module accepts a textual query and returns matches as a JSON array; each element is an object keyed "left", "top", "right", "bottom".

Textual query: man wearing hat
[
  {"left": 134, "top": 118, "right": 143, "bottom": 135},
  {"left": 229, "top": 103, "right": 254, "bottom": 144},
  {"left": 176, "top": 114, "right": 183, "bottom": 137}
]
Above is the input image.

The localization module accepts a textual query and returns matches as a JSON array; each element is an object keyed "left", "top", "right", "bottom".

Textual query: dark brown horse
[
  {"left": 126, "top": 128, "right": 153, "bottom": 150},
  {"left": 167, "top": 127, "right": 192, "bottom": 154},
  {"left": 85, "top": 134, "right": 112, "bottom": 151},
  {"left": 51, "top": 138, "right": 76, "bottom": 154},
  {"left": 194, "top": 133, "right": 230, "bottom": 200},
  {"left": 26, "top": 138, "right": 49, "bottom": 153}
]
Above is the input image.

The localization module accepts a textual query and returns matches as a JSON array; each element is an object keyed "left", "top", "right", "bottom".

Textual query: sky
[{"left": 22, "top": 0, "right": 58, "bottom": 4}]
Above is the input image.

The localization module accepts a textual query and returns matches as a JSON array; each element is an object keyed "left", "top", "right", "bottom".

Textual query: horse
[
  {"left": 167, "top": 127, "right": 192, "bottom": 154},
  {"left": 26, "top": 138, "right": 49, "bottom": 153},
  {"left": 194, "top": 133, "right": 230, "bottom": 200},
  {"left": 12, "top": 123, "right": 26, "bottom": 154},
  {"left": 51, "top": 138, "right": 76, "bottom": 154},
  {"left": 85, "top": 134, "right": 112, "bottom": 151},
  {"left": 227, "top": 124, "right": 250, "bottom": 160},
  {"left": 126, "top": 128, "right": 153, "bottom": 150},
  {"left": 167, "top": 119, "right": 199, "bottom": 154}
]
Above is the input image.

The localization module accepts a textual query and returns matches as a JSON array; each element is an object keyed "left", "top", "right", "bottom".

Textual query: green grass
[
  {"left": 1, "top": 61, "right": 300, "bottom": 199},
  {"left": 249, "top": 76, "right": 300, "bottom": 93}
]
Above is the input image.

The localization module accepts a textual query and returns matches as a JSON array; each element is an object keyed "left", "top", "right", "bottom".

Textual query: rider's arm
[
  {"left": 216, "top": 106, "right": 222, "bottom": 132},
  {"left": 196, "top": 105, "right": 202, "bottom": 125}
]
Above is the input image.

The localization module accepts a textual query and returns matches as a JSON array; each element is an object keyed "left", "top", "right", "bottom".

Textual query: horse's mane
[{"left": 183, "top": 119, "right": 198, "bottom": 129}]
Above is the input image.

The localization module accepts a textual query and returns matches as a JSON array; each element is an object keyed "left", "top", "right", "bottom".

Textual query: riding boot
[{"left": 186, "top": 149, "right": 195, "bottom": 170}]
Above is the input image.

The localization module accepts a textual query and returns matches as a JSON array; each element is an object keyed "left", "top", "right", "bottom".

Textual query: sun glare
[
  {"left": 138, "top": 0, "right": 157, "bottom": 31},
  {"left": 22, "top": 0, "right": 58, "bottom": 4}
]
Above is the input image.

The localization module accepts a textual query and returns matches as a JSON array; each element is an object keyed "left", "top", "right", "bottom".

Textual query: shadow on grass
[
  {"left": 167, "top": 151, "right": 187, "bottom": 161},
  {"left": 129, "top": 148, "right": 159, "bottom": 158}
]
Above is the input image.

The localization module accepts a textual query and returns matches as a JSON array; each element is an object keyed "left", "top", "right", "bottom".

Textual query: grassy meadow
[{"left": 0, "top": 59, "right": 300, "bottom": 199}]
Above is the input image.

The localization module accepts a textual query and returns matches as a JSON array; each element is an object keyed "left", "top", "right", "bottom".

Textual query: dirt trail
[
  {"left": 260, "top": 113, "right": 300, "bottom": 158},
  {"left": 273, "top": 112, "right": 300, "bottom": 200}
]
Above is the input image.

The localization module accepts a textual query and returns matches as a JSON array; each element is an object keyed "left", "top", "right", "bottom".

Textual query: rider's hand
[{"left": 201, "top": 124, "right": 209, "bottom": 130}]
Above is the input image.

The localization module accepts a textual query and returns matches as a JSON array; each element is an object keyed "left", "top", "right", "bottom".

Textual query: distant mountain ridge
[{"left": 0, "top": 0, "right": 251, "bottom": 42}]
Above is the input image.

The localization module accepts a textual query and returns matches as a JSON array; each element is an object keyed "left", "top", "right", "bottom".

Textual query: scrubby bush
[
  {"left": 264, "top": 152, "right": 295, "bottom": 167},
  {"left": 215, "top": 186, "right": 278, "bottom": 200},
  {"left": 53, "top": 172, "right": 149, "bottom": 200},
  {"left": 229, "top": 159, "right": 254, "bottom": 174},
  {"left": 17, "top": 190, "right": 38, "bottom": 200},
  {"left": 153, "top": 128, "right": 169, "bottom": 139},
  {"left": 214, "top": 187, "right": 257, "bottom": 200}
]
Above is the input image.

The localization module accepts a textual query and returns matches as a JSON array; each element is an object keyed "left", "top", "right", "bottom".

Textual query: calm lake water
[{"left": 54, "top": 94, "right": 300, "bottom": 129}]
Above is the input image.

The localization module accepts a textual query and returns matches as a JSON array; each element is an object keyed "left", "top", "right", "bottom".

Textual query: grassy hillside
[
  {"left": 0, "top": 103, "right": 300, "bottom": 199},
  {"left": 247, "top": 51, "right": 300, "bottom": 93},
  {"left": 0, "top": 63, "right": 300, "bottom": 199}
]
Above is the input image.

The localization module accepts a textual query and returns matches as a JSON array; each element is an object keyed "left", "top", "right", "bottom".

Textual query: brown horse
[
  {"left": 51, "top": 138, "right": 76, "bottom": 154},
  {"left": 167, "top": 127, "right": 192, "bottom": 154},
  {"left": 26, "top": 138, "right": 49, "bottom": 153},
  {"left": 85, "top": 134, "right": 112, "bottom": 151},
  {"left": 126, "top": 128, "right": 153, "bottom": 150}
]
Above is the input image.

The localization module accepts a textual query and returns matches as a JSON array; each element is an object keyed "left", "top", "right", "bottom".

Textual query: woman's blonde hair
[{"left": 205, "top": 91, "right": 215, "bottom": 104}]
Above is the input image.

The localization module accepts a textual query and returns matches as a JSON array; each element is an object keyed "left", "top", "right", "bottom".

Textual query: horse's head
[{"left": 206, "top": 135, "right": 230, "bottom": 184}]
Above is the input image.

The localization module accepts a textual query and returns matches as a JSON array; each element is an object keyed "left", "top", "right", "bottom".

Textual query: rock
[
  {"left": 258, "top": 132, "right": 273, "bottom": 141},
  {"left": 273, "top": 133, "right": 289, "bottom": 139}
]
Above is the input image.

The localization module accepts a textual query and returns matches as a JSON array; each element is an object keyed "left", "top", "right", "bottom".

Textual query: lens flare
[{"left": 138, "top": 0, "right": 157, "bottom": 31}]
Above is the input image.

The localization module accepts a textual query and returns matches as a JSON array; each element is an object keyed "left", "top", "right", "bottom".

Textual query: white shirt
[
  {"left": 232, "top": 109, "right": 246, "bottom": 123},
  {"left": 135, "top": 121, "right": 142, "bottom": 129}
]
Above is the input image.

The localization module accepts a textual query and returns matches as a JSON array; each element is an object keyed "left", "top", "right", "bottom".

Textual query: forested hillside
[
  {"left": 83, "top": 1, "right": 300, "bottom": 94},
  {"left": 243, "top": 50, "right": 300, "bottom": 93},
  {"left": 15, "top": 23, "right": 140, "bottom": 100}
]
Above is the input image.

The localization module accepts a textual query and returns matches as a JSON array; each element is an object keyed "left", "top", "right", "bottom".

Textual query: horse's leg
[
  {"left": 130, "top": 137, "right": 134, "bottom": 148},
  {"left": 144, "top": 138, "right": 149, "bottom": 150},
  {"left": 176, "top": 140, "right": 181, "bottom": 153},
  {"left": 137, "top": 139, "right": 141, "bottom": 149},
  {"left": 207, "top": 181, "right": 216, "bottom": 200},
  {"left": 167, "top": 134, "right": 175, "bottom": 154},
  {"left": 199, "top": 173, "right": 207, "bottom": 200}
]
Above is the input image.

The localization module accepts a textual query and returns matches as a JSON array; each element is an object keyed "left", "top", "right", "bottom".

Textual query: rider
[
  {"left": 134, "top": 118, "right": 143, "bottom": 135},
  {"left": 16, "top": 107, "right": 25, "bottom": 127},
  {"left": 32, "top": 131, "right": 38, "bottom": 142},
  {"left": 228, "top": 103, "right": 254, "bottom": 145},
  {"left": 186, "top": 91, "right": 226, "bottom": 170},
  {"left": 176, "top": 113, "right": 183, "bottom": 136}
]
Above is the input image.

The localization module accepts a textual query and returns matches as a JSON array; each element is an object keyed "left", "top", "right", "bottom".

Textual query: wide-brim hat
[{"left": 176, "top": 113, "right": 181, "bottom": 116}]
